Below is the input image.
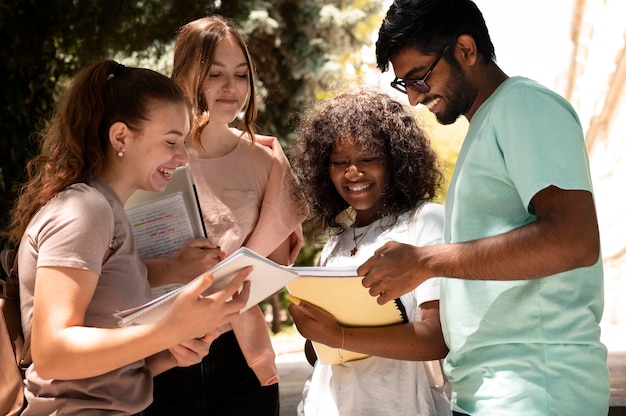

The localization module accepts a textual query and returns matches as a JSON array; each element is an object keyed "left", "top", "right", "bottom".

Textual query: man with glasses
[
  {"left": 358, "top": 0, "right": 609, "bottom": 415},
  {"left": 390, "top": 44, "right": 449, "bottom": 95}
]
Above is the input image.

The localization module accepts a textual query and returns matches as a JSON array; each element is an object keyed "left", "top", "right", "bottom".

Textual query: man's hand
[{"left": 359, "top": 241, "right": 430, "bottom": 304}]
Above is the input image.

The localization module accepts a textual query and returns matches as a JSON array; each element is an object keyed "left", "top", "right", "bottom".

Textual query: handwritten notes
[{"left": 126, "top": 192, "right": 195, "bottom": 258}]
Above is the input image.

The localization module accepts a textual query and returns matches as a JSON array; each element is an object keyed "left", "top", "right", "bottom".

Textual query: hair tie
[{"left": 107, "top": 63, "right": 125, "bottom": 80}]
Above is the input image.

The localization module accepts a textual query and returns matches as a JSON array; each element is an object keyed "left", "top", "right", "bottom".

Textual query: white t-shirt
[{"left": 298, "top": 203, "right": 451, "bottom": 416}]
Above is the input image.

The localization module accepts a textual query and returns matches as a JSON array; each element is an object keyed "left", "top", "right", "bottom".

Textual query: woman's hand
[
  {"left": 173, "top": 238, "right": 225, "bottom": 281},
  {"left": 145, "top": 332, "right": 220, "bottom": 376},
  {"left": 162, "top": 267, "right": 251, "bottom": 341},
  {"left": 288, "top": 299, "right": 342, "bottom": 348},
  {"left": 169, "top": 335, "right": 217, "bottom": 367},
  {"left": 145, "top": 238, "right": 225, "bottom": 286}
]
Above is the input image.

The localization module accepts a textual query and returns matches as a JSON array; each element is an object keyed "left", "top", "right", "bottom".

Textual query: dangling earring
[{"left": 117, "top": 148, "right": 124, "bottom": 157}]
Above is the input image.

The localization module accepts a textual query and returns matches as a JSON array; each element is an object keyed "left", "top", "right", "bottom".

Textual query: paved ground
[
  {"left": 272, "top": 322, "right": 626, "bottom": 416},
  {"left": 276, "top": 355, "right": 310, "bottom": 415},
  {"left": 610, "top": 350, "right": 626, "bottom": 416},
  {"left": 606, "top": 323, "right": 626, "bottom": 415},
  {"left": 272, "top": 330, "right": 309, "bottom": 416}
]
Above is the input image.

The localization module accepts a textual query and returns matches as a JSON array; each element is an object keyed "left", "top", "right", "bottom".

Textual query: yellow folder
[{"left": 287, "top": 272, "right": 407, "bottom": 365}]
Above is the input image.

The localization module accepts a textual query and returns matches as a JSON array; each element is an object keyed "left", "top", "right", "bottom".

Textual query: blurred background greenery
[{"left": 0, "top": 0, "right": 466, "bottom": 332}]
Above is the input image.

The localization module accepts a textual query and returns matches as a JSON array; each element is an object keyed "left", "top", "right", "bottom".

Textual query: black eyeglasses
[{"left": 390, "top": 45, "right": 450, "bottom": 94}]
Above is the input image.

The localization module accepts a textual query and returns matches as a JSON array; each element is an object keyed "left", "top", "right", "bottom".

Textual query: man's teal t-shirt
[{"left": 441, "top": 77, "right": 609, "bottom": 415}]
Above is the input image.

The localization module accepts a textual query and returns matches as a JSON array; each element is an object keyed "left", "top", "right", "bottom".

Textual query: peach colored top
[{"left": 188, "top": 132, "right": 306, "bottom": 385}]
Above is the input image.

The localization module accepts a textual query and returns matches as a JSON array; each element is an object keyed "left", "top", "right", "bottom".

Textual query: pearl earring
[{"left": 117, "top": 149, "right": 124, "bottom": 157}]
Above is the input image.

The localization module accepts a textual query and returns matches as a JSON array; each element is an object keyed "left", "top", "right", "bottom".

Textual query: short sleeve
[
  {"left": 414, "top": 277, "right": 441, "bottom": 306},
  {"left": 409, "top": 203, "right": 445, "bottom": 305},
  {"left": 492, "top": 82, "right": 592, "bottom": 210},
  {"left": 35, "top": 184, "right": 114, "bottom": 274}
]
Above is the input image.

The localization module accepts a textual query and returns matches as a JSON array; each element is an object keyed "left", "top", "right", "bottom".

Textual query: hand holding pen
[
  {"left": 144, "top": 238, "right": 226, "bottom": 287},
  {"left": 171, "top": 238, "right": 226, "bottom": 283}
]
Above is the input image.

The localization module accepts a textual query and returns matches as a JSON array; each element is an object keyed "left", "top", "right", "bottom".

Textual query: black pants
[{"left": 145, "top": 330, "right": 279, "bottom": 416}]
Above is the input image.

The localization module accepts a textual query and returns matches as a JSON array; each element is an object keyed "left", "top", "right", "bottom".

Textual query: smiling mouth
[
  {"left": 424, "top": 96, "right": 441, "bottom": 110},
  {"left": 158, "top": 167, "right": 175, "bottom": 178},
  {"left": 346, "top": 183, "right": 372, "bottom": 192}
]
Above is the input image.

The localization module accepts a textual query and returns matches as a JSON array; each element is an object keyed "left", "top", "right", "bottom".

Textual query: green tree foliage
[
  {"left": 1, "top": 0, "right": 466, "bottom": 331},
  {"left": 0, "top": 0, "right": 237, "bottom": 244},
  {"left": 240, "top": 1, "right": 385, "bottom": 267},
  {"left": 242, "top": 0, "right": 384, "bottom": 143},
  {"left": 0, "top": 0, "right": 383, "bottom": 251}
]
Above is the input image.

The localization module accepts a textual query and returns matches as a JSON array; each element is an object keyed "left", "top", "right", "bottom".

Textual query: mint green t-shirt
[{"left": 441, "top": 77, "right": 609, "bottom": 415}]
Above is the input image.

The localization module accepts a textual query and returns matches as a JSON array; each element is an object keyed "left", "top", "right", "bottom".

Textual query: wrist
[
  {"left": 335, "top": 325, "right": 345, "bottom": 350},
  {"left": 145, "top": 350, "right": 178, "bottom": 377},
  {"left": 420, "top": 244, "right": 442, "bottom": 279},
  {"left": 338, "top": 326, "right": 345, "bottom": 364}
]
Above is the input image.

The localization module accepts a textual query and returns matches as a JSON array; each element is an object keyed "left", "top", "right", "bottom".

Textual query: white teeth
[
  {"left": 348, "top": 183, "right": 370, "bottom": 192},
  {"left": 159, "top": 168, "right": 174, "bottom": 178},
  {"left": 426, "top": 97, "right": 440, "bottom": 110}
]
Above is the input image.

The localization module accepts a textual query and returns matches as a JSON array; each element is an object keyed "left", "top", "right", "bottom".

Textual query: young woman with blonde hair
[{"left": 145, "top": 16, "right": 307, "bottom": 415}]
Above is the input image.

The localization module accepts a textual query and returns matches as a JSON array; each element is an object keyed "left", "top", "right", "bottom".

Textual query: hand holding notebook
[
  {"left": 286, "top": 273, "right": 408, "bottom": 365},
  {"left": 116, "top": 247, "right": 298, "bottom": 326}
]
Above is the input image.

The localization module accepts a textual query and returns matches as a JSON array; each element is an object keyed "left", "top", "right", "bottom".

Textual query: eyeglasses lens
[
  {"left": 390, "top": 45, "right": 448, "bottom": 95},
  {"left": 391, "top": 79, "right": 429, "bottom": 94}
]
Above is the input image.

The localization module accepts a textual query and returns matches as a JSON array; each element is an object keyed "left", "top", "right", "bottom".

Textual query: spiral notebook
[
  {"left": 115, "top": 247, "right": 299, "bottom": 327},
  {"left": 287, "top": 270, "right": 408, "bottom": 365}
]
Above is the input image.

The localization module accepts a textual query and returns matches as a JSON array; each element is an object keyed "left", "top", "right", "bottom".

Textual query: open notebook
[
  {"left": 115, "top": 247, "right": 299, "bottom": 326},
  {"left": 114, "top": 248, "right": 402, "bottom": 334}
]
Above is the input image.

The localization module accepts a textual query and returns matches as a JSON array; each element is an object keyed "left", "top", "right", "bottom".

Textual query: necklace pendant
[{"left": 350, "top": 246, "right": 358, "bottom": 256}]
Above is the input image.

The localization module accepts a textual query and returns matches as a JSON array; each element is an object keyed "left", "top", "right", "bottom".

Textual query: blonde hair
[{"left": 172, "top": 15, "right": 258, "bottom": 148}]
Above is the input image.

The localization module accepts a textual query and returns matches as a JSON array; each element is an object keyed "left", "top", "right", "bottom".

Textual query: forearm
[
  {"left": 34, "top": 324, "right": 178, "bottom": 380},
  {"left": 427, "top": 216, "right": 599, "bottom": 281},
  {"left": 145, "top": 350, "right": 177, "bottom": 377},
  {"left": 266, "top": 238, "right": 291, "bottom": 266},
  {"left": 341, "top": 322, "right": 448, "bottom": 361},
  {"left": 427, "top": 188, "right": 600, "bottom": 281},
  {"left": 362, "top": 188, "right": 601, "bottom": 304},
  {"left": 33, "top": 267, "right": 249, "bottom": 381}
]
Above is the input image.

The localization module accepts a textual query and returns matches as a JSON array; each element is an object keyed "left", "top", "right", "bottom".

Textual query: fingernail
[{"left": 285, "top": 294, "right": 301, "bottom": 305}]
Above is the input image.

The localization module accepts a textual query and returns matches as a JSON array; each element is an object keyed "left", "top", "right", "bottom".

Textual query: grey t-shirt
[{"left": 18, "top": 180, "right": 153, "bottom": 415}]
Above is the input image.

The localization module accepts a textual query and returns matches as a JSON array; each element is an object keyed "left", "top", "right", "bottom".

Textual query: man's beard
[{"left": 435, "top": 63, "right": 475, "bottom": 125}]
